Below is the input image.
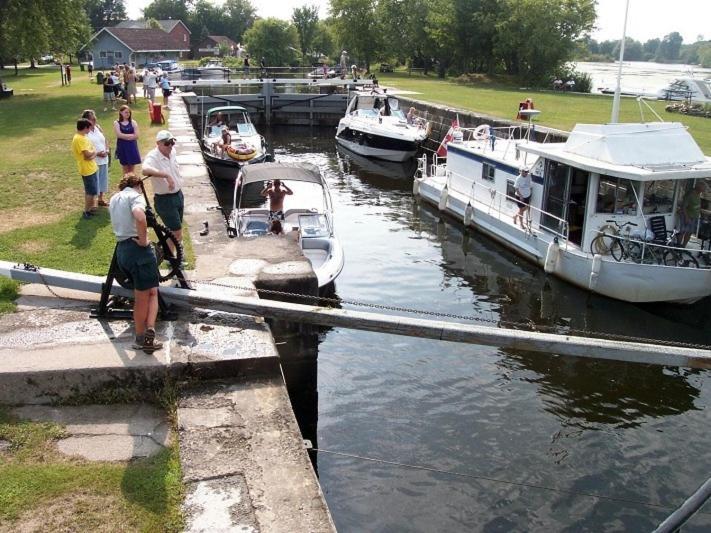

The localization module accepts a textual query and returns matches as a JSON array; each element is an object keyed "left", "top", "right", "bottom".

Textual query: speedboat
[
  {"left": 335, "top": 90, "right": 429, "bottom": 162},
  {"left": 157, "top": 60, "right": 182, "bottom": 79},
  {"left": 228, "top": 162, "right": 344, "bottom": 287},
  {"left": 201, "top": 106, "right": 268, "bottom": 180},
  {"left": 199, "top": 59, "right": 230, "bottom": 79},
  {"left": 657, "top": 78, "right": 711, "bottom": 104},
  {"left": 413, "top": 120, "right": 711, "bottom": 304}
]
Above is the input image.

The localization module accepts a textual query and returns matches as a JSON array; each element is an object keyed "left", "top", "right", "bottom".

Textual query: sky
[{"left": 124, "top": 0, "right": 711, "bottom": 44}]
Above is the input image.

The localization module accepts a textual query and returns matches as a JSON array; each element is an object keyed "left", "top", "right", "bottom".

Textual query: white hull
[
  {"left": 335, "top": 136, "right": 416, "bottom": 162},
  {"left": 416, "top": 175, "right": 711, "bottom": 304}
]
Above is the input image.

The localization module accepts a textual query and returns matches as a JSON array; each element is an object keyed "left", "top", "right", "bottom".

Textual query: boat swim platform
[{"left": 0, "top": 93, "right": 335, "bottom": 532}]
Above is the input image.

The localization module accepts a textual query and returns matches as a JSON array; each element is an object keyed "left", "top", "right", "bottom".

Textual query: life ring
[
  {"left": 225, "top": 145, "right": 257, "bottom": 161},
  {"left": 473, "top": 124, "right": 491, "bottom": 140}
]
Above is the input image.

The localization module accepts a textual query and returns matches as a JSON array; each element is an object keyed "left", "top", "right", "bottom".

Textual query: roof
[
  {"left": 206, "top": 106, "right": 247, "bottom": 115},
  {"left": 239, "top": 163, "right": 325, "bottom": 186},
  {"left": 96, "top": 27, "right": 190, "bottom": 52},
  {"left": 204, "top": 35, "right": 239, "bottom": 48},
  {"left": 114, "top": 19, "right": 190, "bottom": 34},
  {"left": 520, "top": 122, "right": 711, "bottom": 182}
]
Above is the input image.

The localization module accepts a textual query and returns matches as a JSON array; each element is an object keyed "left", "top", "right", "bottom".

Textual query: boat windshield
[{"left": 298, "top": 214, "right": 329, "bottom": 238}]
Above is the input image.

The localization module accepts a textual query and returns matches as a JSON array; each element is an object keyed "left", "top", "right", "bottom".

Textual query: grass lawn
[
  {"left": 0, "top": 406, "right": 183, "bottom": 532},
  {"left": 0, "top": 66, "right": 192, "bottom": 285},
  {"left": 378, "top": 72, "right": 711, "bottom": 154}
]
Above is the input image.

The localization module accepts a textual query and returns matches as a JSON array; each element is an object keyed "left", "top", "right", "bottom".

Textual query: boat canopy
[
  {"left": 520, "top": 122, "right": 711, "bottom": 181},
  {"left": 239, "top": 162, "right": 325, "bottom": 186},
  {"left": 206, "top": 105, "right": 247, "bottom": 116}
]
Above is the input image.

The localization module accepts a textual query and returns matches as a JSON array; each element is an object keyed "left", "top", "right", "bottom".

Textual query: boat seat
[
  {"left": 648, "top": 215, "right": 671, "bottom": 243},
  {"left": 242, "top": 218, "right": 269, "bottom": 236}
]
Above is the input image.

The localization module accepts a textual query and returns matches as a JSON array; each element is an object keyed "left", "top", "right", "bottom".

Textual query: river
[
  {"left": 214, "top": 128, "right": 711, "bottom": 532},
  {"left": 575, "top": 60, "right": 711, "bottom": 96}
]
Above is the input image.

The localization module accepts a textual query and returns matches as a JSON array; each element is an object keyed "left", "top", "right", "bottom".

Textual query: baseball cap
[{"left": 156, "top": 130, "right": 175, "bottom": 142}]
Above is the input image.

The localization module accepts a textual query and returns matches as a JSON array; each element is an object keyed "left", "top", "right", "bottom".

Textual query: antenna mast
[{"left": 610, "top": 0, "right": 630, "bottom": 123}]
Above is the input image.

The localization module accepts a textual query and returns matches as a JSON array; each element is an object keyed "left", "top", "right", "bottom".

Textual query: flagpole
[{"left": 611, "top": 0, "right": 630, "bottom": 123}]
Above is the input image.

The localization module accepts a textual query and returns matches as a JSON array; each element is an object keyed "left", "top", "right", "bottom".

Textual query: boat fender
[
  {"left": 544, "top": 239, "right": 560, "bottom": 273},
  {"left": 438, "top": 186, "right": 448, "bottom": 211},
  {"left": 464, "top": 203, "right": 474, "bottom": 226},
  {"left": 588, "top": 253, "right": 602, "bottom": 289},
  {"left": 413, "top": 177, "right": 421, "bottom": 196}
]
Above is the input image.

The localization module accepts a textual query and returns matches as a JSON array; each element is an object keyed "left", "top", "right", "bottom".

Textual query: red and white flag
[{"left": 436, "top": 118, "right": 459, "bottom": 158}]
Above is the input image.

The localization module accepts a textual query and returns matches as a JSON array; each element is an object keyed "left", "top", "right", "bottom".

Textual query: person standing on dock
[
  {"left": 71, "top": 118, "right": 98, "bottom": 220},
  {"left": 108, "top": 173, "right": 163, "bottom": 354},
  {"left": 142, "top": 130, "right": 184, "bottom": 256},
  {"left": 339, "top": 50, "right": 348, "bottom": 79},
  {"left": 513, "top": 167, "right": 532, "bottom": 229},
  {"left": 243, "top": 54, "right": 251, "bottom": 79},
  {"left": 261, "top": 179, "right": 293, "bottom": 221}
]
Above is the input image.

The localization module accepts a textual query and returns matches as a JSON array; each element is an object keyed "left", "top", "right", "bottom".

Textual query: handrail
[
  {"left": 592, "top": 228, "right": 711, "bottom": 264},
  {"left": 441, "top": 165, "right": 570, "bottom": 243}
]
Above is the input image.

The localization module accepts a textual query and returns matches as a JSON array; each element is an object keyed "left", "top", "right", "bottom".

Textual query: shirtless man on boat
[{"left": 261, "top": 179, "right": 293, "bottom": 221}]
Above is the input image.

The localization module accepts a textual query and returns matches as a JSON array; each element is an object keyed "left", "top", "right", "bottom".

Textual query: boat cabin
[
  {"left": 203, "top": 105, "right": 257, "bottom": 139},
  {"left": 446, "top": 122, "right": 711, "bottom": 254},
  {"left": 345, "top": 92, "right": 405, "bottom": 121}
]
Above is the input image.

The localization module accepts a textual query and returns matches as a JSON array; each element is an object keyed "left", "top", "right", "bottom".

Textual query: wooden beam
[{"left": 1, "top": 261, "right": 709, "bottom": 369}]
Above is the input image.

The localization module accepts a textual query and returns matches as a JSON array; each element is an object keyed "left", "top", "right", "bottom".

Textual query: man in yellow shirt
[{"left": 71, "top": 118, "right": 98, "bottom": 219}]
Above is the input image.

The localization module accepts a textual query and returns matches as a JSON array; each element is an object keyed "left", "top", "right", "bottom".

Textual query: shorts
[
  {"left": 116, "top": 239, "right": 159, "bottom": 291},
  {"left": 679, "top": 212, "right": 697, "bottom": 234},
  {"left": 269, "top": 210, "right": 284, "bottom": 221},
  {"left": 147, "top": 87, "right": 156, "bottom": 100},
  {"left": 516, "top": 195, "right": 531, "bottom": 208},
  {"left": 103, "top": 91, "right": 115, "bottom": 101},
  {"left": 82, "top": 172, "right": 98, "bottom": 195},
  {"left": 162, "top": 88, "right": 171, "bottom": 97},
  {"left": 97, "top": 164, "right": 109, "bottom": 193},
  {"left": 154, "top": 190, "right": 184, "bottom": 231}
]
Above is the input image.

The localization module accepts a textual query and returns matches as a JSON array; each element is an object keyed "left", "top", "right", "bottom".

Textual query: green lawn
[
  {"left": 378, "top": 72, "right": 711, "bottom": 154},
  {"left": 0, "top": 406, "right": 183, "bottom": 531},
  {"left": 0, "top": 66, "right": 189, "bottom": 279}
]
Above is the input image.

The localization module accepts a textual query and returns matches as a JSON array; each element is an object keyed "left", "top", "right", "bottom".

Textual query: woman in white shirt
[{"left": 81, "top": 109, "right": 110, "bottom": 206}]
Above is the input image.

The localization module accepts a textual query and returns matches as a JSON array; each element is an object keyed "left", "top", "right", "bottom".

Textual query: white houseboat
[{"left": 414, "top": 121, "right": 711, "bottom": 304}]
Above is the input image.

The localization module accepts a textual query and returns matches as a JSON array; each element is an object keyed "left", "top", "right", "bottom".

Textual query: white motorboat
[
  {"left": 657, "top": 78, "right": 711, "bottom": 104},
  {"left": 414, "top": 121, "right": 711, "bottom": 304},
  {"left": 228, "top": 162, "right": 344, "bottom": 287},
  {"left": 201, "top": 106, "right": 268, "bottom": 180},
  {"left": 336, "top": 90, "right": 429, "bottom": 162}
]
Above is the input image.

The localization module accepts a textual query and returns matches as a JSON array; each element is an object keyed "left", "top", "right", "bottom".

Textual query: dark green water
[{"left": 215, "top": 127, "right": 711, "bottom": 532}]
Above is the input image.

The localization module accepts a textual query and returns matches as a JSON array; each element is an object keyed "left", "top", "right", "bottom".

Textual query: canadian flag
[{"left": 436, "top": 118, "right": 459, "bottom": 157}]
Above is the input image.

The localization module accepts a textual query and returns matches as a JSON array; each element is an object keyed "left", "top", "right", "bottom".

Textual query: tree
[
  {"left": 613, "top": 38, "right": 643, "bottom": 61},
  {"left": 643, "top": 38, "right": 660, "bottom": 59},
  {"left": 656, "top": 31, "right": 683, "bottom": 62},
  {"left": 242, "top": 18, "right": 298, "bottom": 67},
  {"left": 311, "top": 20, "right": 336, "bottom": 62},
  {"left": 493, "top": 0, "right": 596, "bottom": 82},
  {"left": 329, "top": 0, "right": 380, "bottom": 71},
  {"left": 84, "top": 0, "right": 127, "bottom": 31},
  {"left": 292, "top": 5, "right": 320, "bottom": 64},
  {"left": 143, "top": 0, "right": 189, "bottom": 23},
  {"left": 223, "top": 0, "right": 257, "bottom": 44}
]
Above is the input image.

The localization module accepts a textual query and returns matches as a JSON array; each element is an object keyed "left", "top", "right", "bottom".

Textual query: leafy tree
[
  {"left": 329, "top": 0, "right": 380, "bottom": 71},
  {"left": 223, "top": 0, "right": 257, "bottom": 44},
  {"left": 311, "top": 20, "right": 336, "bottom": 62},
  {"left": 655, "top": 31, "right": 683, "bottom": 62},
  {"left": 84, "top": 0, "right": 127, "bottom": 31},
  {"left": 493, "top": 0, "right": 596, "bottom": 82},
  {"left": 377, "top": 0, "right": 436, "bottom": 72},
  {"left": 643, "top": 38, "right": 660, "bottom": 58},
  {"left": 143, "top": 0, "right": 189, "bottom": 23},
  {"left": 292, "top": 5, "right": 320, "bottom": 64},
  {"left": 613, "top": 38, "right": 643, "bottom": 61},
  {"left": 190, "top": 0, "right": 225, "bottom": 47},
  {"left": 698, "top": 44, "right": 711, "bottom": 68},
  {"left": 242, "top": 18, "right": 298, "bottom": 67}
]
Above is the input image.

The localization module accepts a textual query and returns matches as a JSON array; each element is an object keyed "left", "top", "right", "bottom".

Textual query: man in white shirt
[
  {"left": 108, "top": 174, "right": 163, "bottom": 353},
  {"left": 144, "top": 69, "right": 158, "bottom": 102},
  {"left": 142, "top": 130, "right": 184, "bottom": 253},
  {"left": 513, "top": 167, "right": 533, "bottom": 229},
  {"left": 82, "top": 109, "right": 110, "bottom": 206}
]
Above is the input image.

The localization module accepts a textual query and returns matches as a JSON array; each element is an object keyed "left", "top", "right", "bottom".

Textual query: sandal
[
  {"left": 142, "top": 328, "right": 163, "bottom": 353},
  {"left": 98, "top": 200, "right": 109, "bottom": 207}
]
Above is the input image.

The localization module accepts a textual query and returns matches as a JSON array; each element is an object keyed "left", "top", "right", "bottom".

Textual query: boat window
[
  {"left": 642, "top": 180, "right": 676, "bottom": 215},
  {"left": 506, "top": 180, "right": 516, "bottom": 202},
  {"left": 481, "top": 163, "right": 495, "bottom": 182},
  {"left": 596, "top": 176, "right": 638, "bottom": 215}
]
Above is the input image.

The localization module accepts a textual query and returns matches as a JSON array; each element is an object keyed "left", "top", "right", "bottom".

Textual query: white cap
[{"left": 156, "top": 130, "right": 174, "bottom": 142}]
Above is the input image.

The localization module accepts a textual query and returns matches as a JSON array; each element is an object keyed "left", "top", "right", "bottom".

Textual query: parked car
[
  {"left": 379, "top": 63, "right": 394, "bottom": 73},
  {"left": 38, "top": 55, "right": 55, "bottom": 65}
]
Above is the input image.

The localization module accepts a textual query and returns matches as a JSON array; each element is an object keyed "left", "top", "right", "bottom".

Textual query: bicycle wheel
[
  {"left": 591, "top": 234, "right": 616, "bottom": 255},
  {"left": 152, "top": 223, "right": 184, "bottom": 282},
  {"left": 624, "top": 241, "right": 643, "bottom": 263},
  {"left": 609, "top": 238, "right": 624, "bottom": 262},
  {"left": 662, "top": 250, "right": 700, "bottom": 268}
]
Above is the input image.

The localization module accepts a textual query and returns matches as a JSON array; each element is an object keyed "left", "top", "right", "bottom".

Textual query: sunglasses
[{"left": 162, "top": 140, "right": 175, "bottom": 146}]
